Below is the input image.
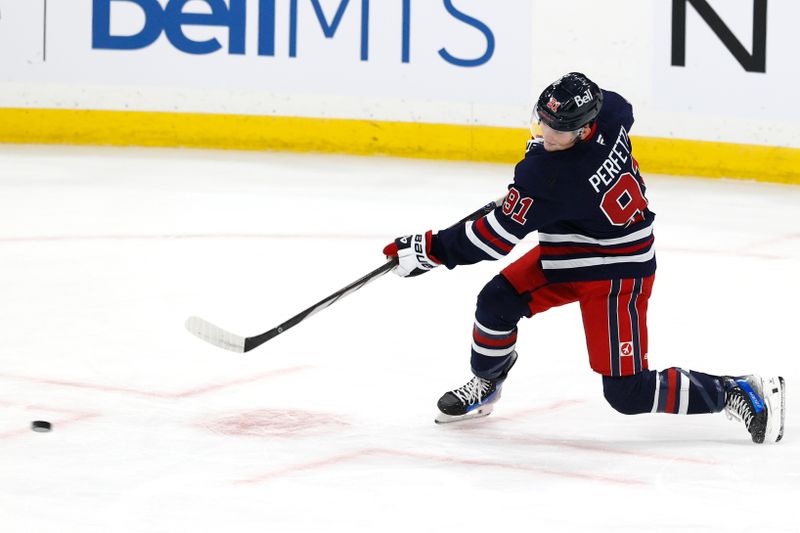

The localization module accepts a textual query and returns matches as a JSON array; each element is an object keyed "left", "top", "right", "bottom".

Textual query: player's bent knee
[
  {"left": 602, "top": 372, "right": 657, "bottom": 415},
  {"left": 476, "top": 275, "right": 530, "bottom": 324}
]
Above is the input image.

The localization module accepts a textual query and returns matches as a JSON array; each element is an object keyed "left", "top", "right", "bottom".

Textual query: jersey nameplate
[{"left": 588, "top": 126, "right": 632, "bottom": 193}]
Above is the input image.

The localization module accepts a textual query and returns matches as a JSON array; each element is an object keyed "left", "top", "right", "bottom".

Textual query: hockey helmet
[{"left": 533, "top": 72, "right": 603, "bottom": 132}]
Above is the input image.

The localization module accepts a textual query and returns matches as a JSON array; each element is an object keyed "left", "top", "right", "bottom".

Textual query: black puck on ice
[{"left": 31, "top": 420, "right": 52, "bottom": 432}]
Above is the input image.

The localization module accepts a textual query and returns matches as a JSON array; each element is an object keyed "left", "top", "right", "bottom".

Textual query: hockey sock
[
  {"left": 470, "top": 275, "right": 530, "bottom": 380},
  {"left": 603, "top": 368, "right": 725, "bottom": 415}
]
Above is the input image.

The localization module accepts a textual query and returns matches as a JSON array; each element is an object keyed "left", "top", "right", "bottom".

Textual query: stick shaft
[
  {"left": 186, "top": 196, "right": 505, "bottom": 353},
  {"left": 243, "top": 257, "right": 397, "bottom": 351},
  {"left": 242, "top": 197, "right": 504, "bottom": 351}
]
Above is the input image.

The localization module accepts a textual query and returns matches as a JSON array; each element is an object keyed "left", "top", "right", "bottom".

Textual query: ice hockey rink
[{"left": 1, "top": 144, "right": 797, "bottom": 533}]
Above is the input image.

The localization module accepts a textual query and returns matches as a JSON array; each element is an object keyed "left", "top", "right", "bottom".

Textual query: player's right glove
[{"left": 382, "top": 231, "right": 441, "bottom": 277}]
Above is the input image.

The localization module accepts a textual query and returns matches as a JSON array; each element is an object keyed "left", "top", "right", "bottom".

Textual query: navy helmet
[{"left": 534, "top": 72, "right": 603, "bottom": 132}]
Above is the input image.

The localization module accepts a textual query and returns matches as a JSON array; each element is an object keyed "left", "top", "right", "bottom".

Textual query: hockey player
[{"left": 383, "top": 72, "right": 785, "bottom": 444}]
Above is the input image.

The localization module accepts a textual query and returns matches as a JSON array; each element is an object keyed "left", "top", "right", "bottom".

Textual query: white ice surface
[{"left": 1, "top": 145, "right": 798, "bottom": 533}]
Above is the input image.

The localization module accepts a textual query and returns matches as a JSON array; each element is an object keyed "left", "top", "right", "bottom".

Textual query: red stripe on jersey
[
  {"left": 473, "top": 326, "right": 517, "bottom": 347},
  {"left": 474, "top": 217, "right": 513, "bottom": 254},
  {"left": 665, "top": 368, "right": 677, "bottom": 414},
  {"left": 539, "top": 237, "right": 654, "bottom": 257}
]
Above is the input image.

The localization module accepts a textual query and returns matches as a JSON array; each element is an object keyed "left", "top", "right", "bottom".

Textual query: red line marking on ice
[
  {"left": 500, "top": 434, "right": 719, "bottom": 466},
  {"left": 173, "top": 366, "right": 308, "bottom": 398},
  {"left": 236, "top": 450, "right": 371, "bottom": 484},
  {"left": 204, "top": 408, "right": 349, "bottom": 438},
  {"left": 454, "top": 399, "right": 718, "bottom": 465},
  {"left": 492, "top": 399, "right": 587, "bottom": 420},
  {"left": 0, "top": 365, "right": 309, "bottom": 399},
  {"left": 237, "top": 447, "right": 647, "bottom": 486},
  {"left": 380, "top": 448, "right": 647, "bottom": 486},
  {"left": 25, "top": 404, "right": 96, "bottom": 415}
]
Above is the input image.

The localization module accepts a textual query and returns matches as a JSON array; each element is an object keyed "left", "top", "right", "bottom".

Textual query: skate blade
[
  {"left": 434, "top": 405, "right": 494, "bottom": 425},
  {"left": 764, "top": 376, "right": 786, "bottom": 443}
]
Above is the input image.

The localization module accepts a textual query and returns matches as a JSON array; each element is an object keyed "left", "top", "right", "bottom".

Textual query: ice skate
[
  {"left": 723, "top": 375, "right": 785, "bottom": 443},
  {"left": 435, "top": 352, "right": 517, "bottom": 424}
]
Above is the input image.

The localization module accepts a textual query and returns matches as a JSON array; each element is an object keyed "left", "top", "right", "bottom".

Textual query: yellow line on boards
[
  {"left": 1, "top": 108, "right": 798, "bottom": 184},
  {"left": 632, "top": 136, "right": 800, "bottom": 185}
]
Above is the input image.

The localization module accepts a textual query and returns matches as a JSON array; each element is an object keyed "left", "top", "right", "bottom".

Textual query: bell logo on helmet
[
  {"left": 573, "top": 88, "right": 594, "bottom": 107},
  {"left": 546, "top": 97, "right": 561, "bottom": 112}
]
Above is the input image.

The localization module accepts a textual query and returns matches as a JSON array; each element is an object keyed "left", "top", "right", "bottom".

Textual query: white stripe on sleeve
[
  {"left": 464, "top": 221, "right": 505, "bottom": 260},
  {"left": 485, "top": 211, "right": 521, "bottom": 244}
]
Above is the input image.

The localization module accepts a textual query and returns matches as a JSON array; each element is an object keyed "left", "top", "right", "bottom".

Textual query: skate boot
[
  {"left": 723, "top": 375, "right": 785, "bottom": 444},
  {"left": 435, "top": 352, "right": 518, "bottom": 424}
]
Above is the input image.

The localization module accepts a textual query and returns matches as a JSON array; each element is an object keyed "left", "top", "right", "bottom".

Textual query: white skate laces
[
  {"left": 724, "top": 390, "right": 755, "bottom": 428},
  {"left": 723, "top": 377, "right": 766, "bottom": 443},
  {"left": 451, "top": 376, "right": 492, "bottom": 406}
]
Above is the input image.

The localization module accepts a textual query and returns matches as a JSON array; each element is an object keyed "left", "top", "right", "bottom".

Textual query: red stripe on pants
[
  {"left": 636, "top": 277, "right": 653, "bottom": 371},
  {"left": 616, "top": 279, "right": 635, "bottom": 376}
]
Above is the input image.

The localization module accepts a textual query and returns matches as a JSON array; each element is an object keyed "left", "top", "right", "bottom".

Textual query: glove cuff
[{"left": 424, "top": 230, "right": 442, "bottom": 265}]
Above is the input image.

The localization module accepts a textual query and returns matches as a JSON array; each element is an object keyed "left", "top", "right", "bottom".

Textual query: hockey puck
[{"left": 31, "top": 420, "right": 51, "bottom": 432}]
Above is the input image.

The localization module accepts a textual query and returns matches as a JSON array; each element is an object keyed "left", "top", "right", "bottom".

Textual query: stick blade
[{"left": 185, "top": 316, "right": 246, "bottom": 353}]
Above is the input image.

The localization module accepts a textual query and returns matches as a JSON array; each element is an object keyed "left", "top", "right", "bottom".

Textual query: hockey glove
[{"left": 383, "top": 231, "right": 441, "bottom": 277}]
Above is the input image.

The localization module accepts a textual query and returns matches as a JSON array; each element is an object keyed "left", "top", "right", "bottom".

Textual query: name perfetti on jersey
[{"left": 588, "top": 126, "right": 632, "bottom": 194}]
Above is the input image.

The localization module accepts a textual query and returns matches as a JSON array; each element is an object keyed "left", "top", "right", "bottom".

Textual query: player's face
[{"left": 539, "top": 122, "right": 581, "bottom": 152}]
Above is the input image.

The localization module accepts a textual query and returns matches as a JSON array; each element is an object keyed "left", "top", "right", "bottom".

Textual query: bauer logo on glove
[{"left": 383, "top": 231, "right": 441, "bottom": 277}]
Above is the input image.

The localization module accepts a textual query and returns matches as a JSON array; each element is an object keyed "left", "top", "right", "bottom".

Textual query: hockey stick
[{"left": 185, "top": 196, "right": 506, "bottom": 353}]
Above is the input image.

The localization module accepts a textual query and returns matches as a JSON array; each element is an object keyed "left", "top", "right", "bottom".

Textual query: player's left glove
[{"left": 383, "top": 231, "right": 441, "bottom": 277}]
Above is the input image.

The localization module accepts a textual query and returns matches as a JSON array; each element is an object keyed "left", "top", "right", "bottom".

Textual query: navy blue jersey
[{"left": 431, "top": 90, "right": 656, "bottom": 283}]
